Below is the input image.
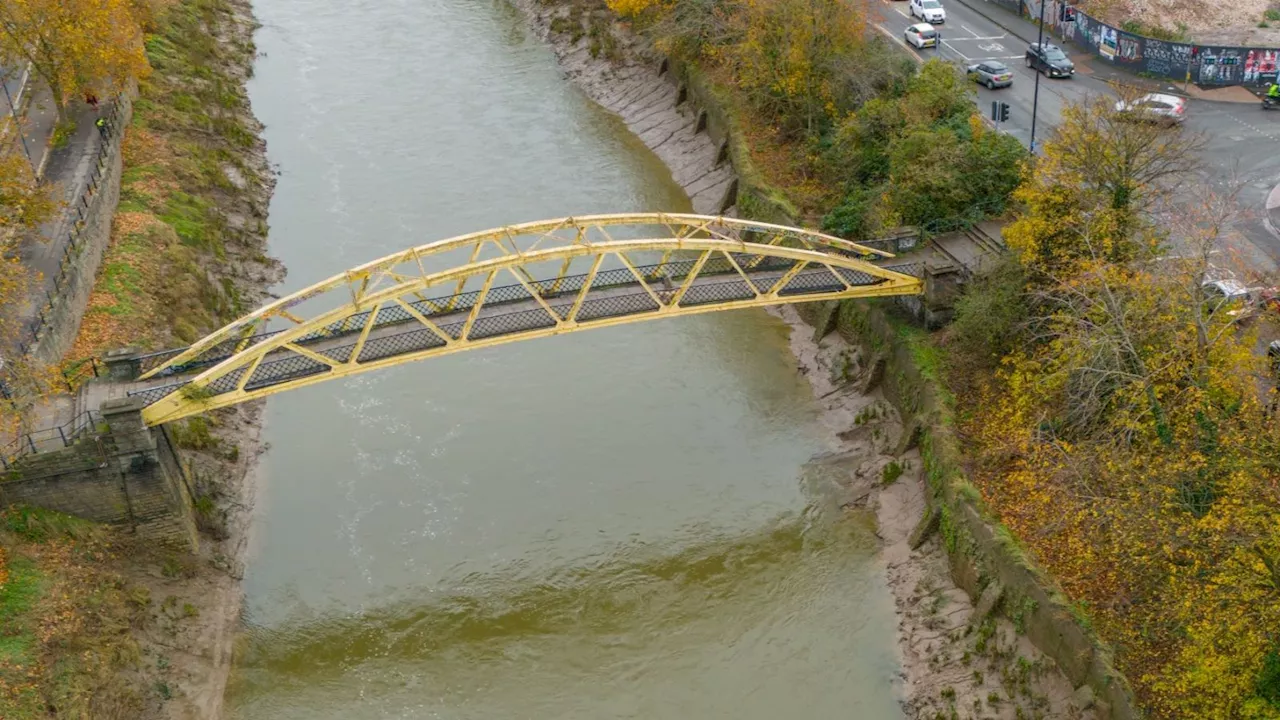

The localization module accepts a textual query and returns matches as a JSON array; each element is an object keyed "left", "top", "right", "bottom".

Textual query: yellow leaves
[
  {"left": 0, "top": 0, "right": 150, "bottom": 114},
  {"left": 0, "top": 154, "right": 58, "bottom": 232},
  {"left": 727, "top": 0, "right": 868, "bottom": 134},
  {"left": 605, "top": 0, "right": 662, "bottom": 17}
]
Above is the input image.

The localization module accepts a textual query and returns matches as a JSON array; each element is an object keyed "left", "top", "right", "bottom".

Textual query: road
[
  {"left": 876, "top": 0, "right": 1098, "bottom": 148},
  {"left": 876, "top": 0, "right": 1280, "bottom": 272}
]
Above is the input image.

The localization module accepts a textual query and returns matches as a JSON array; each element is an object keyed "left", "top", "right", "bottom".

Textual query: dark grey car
[
  {"left": 966, "top": 61, "right": 1013, "bottom": 89},
  {"left": 1026, "top": 42, "right": 1074, "bottom": 77}
]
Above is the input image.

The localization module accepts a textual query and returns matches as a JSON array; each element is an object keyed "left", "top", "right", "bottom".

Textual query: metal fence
[
  {"left": 0, "top": 409, "right": 102, "bottom": 470},
  {"left": 14, "top": 95, "right": 127, "bottom": 358}
]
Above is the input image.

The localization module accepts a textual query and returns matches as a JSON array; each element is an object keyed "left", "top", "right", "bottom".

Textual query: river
[{"left": 225, "top": 0, "right": 903, "bottom": 717}]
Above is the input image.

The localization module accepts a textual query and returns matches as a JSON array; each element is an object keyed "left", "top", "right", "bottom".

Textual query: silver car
[
  {"left": 966, "top": 61, "right": 1013, "bottom": 89},
  {"left": 1114, "top": 93, "right": 1187, "bottom": 126}
]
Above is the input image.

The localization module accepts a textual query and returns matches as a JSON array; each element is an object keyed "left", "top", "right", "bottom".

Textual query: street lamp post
[{"left": 1029, "top": 0, "right": 1048, "bottom": 154}]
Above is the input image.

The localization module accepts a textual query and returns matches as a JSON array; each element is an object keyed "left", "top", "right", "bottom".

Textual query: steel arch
[{"left": 135, "top": 214, "right": 922, "bottom": 426}]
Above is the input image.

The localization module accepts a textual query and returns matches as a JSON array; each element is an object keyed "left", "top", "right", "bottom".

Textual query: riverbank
[
  {"left": 60, "top": 0, "right": 279, "bottom": 716},
  {"left": 778, "top": 304, "right": 1094, "bottom": 718},
  {"left": 511, "top": 2, "right": 1100, "bottom": 716},
  {"left": 512, "top": 0, "right": 735, "bottom": 215}
]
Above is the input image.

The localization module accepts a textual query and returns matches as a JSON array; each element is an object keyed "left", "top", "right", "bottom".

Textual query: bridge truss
[{"left": 132, "top": 214, "right": 923, "bottom": 425}]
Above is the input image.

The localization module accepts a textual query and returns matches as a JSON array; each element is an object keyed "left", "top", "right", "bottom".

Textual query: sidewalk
[
  {"left": 950, "top": 0, "right": 1260, "bottom": 104},
  {"left": 9, "top": 98, "right": 114, "bottom": 354}
]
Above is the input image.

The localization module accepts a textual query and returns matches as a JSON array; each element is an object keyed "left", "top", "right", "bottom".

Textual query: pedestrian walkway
[{"left": 7, "top": 95, "right": 120, "bottom": 358}]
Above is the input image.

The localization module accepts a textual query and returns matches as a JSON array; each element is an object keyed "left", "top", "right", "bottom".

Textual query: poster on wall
[
  {"left": 1099, "top": 26, "right": 1118, "bottom": 60},
  {"left": 1197, "top": 48, "right": 1245, "bottom": 85},
  {"left": 1244, "top": 49, "right": 1279, "bottom": 85},
  {"left": 1143, "top": 38, "right": 1193, "bottom": 78},
  {"left": 1071, "top": 8, "right": 1277, "bottom": 87}
]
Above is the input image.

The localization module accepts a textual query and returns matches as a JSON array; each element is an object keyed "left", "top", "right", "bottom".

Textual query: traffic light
[
  {"left": 991, "top": 100, "right": 999, "bottom": 122},
  {"left": 999, "top": 102, "right": 1010, "bottom": 122}
]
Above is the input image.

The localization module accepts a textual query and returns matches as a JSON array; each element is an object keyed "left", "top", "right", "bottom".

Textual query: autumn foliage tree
[
  {"left": 0, "top": 0, "right": 150, "bottom": 118},
  {"left": 953, "top": 95, "right": 1280, "bottom": 718},
  {"left": 727, "top": 0, "right": 869, "bottom": 135},
  {"left": 1003, "top": 91, "right": 1204, "bottom": 278}
]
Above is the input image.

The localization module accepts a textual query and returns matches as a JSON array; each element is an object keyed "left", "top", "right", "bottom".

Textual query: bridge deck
[{"left": 128, "top": 257, "right": 919, "bottom": 407}]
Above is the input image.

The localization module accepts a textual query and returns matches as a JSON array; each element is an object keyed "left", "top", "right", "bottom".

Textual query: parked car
[
  {"left": 966, "top": 61, "right": 1013, "bottom": 88},
  {"left": 1114, "top": 93, "right": 1187, "bottom": 126},
  {"left": 1200, "top": 277, "right": 1280, "bottom": 317},
  {"left": 904, "top": 23, "right": 940, "bottom": 49},
  {"left": 1025, "top": 42, "right": 1074, "bottom": 77},
  {"left": 910, "top": 0, "right": 946, "bottom": 23}
]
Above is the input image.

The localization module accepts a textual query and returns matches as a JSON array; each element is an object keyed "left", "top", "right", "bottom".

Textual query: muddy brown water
[{"left": 225, "top": 1, "right": 904, "bottom": 717}]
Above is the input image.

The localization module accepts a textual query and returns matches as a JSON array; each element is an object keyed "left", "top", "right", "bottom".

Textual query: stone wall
[
  {"left": 0, "top": 397, "right": 198, "bottom": 550},
  {"left": 807, "top": 299, "right": 1142, "bottom": 719},
  {"left": 27, "top": 94, "right": 133, "bottom": 366}
]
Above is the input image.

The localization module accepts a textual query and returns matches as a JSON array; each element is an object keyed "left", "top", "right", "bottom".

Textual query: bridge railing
[
  {"left": 0, "top": 410, "right": 102, "bottom": 470},
  {"left": 137, "top": 252, "right": 909, "bottom": 379},
  {"left": 128, "top": 260, "right": 906, "bottom": 408}
]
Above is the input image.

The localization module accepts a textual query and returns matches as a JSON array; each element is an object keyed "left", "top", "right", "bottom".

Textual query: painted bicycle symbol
[{"left": 978, "top": 42, "right": 1006, "bottom": 53}]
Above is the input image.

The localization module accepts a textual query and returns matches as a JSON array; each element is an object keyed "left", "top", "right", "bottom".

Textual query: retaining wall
[
  {"left": 25, "top": 94, "right": 133, "bottom": 366},
  {"left": 800, "top": 299, "right": 1142, "bottom": 719},
  {"left": 0, "top": 397, "right": 198, "bottom": 550}
]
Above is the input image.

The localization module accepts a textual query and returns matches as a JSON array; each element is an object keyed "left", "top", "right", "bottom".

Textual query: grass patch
[
  {"left": 0, "top": 507, "right": 142, "bottom": 718},
  {"left": 0, "top": 557, "right": 41, "bottom": 663},
  {"left": 169, "top": 416, "right": 218, "bottom": 451},
  {"left": 881, "top": 460, "right": 904, "bottom": 485},
  {"left": 49, "top": 119, "right": 76, "bottom": 150},
  {"left": 97, "top": 261, "right": 144, "bottom": 316}
]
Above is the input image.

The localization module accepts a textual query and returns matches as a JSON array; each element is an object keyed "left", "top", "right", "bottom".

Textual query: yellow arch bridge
[{"left": 126, "top": 214, "right": 923, "bottom": 426}]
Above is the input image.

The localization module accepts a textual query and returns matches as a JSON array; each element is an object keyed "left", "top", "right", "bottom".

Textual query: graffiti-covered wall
[{"left": 1064, "top": 9, "right": 1279, "bottom": 87}]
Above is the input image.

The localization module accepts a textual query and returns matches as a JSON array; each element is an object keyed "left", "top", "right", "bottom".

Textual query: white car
[
  {"left": 904, "top": 23, "right": 939, "bottom": 49},
  {"left": 910, "top": 0, "right": 946, "bottom": 24},
  {"left": 1114, "top": 93, "right": 1187, "bottom": 125}
]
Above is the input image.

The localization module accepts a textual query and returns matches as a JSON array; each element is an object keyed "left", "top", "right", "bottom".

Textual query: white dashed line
[{"left": 1226, "top": 113, "right": 1277, "bottom": 140}]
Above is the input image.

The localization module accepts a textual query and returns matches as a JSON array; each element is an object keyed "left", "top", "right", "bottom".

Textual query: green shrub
[
  {"left": 881, "top": 460, "right": 904, "bottom": 485},
  {"left": 1256, "top": 646, "right": 1280, "bottom": 707},
  {"left": 949, "top": 255, "right": 1027, "bottom": 370}
]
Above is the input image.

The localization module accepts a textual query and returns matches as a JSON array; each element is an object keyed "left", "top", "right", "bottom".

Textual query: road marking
[
  {"left": 1225, "top": 113, "right": 1277, "bottom": 141},
  {"left": 978, "top": 41, "right": 1006, "bottom": 53},
  {"left": 940, "top": 39, "right": 969, "bottom": 59},
  {"left": 962, "top": 24, "right": 981, "bottom": 38}
]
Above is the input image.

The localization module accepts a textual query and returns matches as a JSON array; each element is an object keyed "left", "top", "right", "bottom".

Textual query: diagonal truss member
[{"left": 133, "top": 214, "right": 922, "bottom": 425}]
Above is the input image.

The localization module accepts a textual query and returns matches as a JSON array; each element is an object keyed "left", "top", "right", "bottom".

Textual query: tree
[
  {"left": 729, "top": 0, "right": 868, "bottom": 135},
  {"left": 960, "top": 151, "right": 1280, "bottom": 715},
  {"left": 1004, "top": 92, "right": 1204, "bottom": 278},
  {"left": 0, "top": 0, "right": 149, "bottom": 119},
  {"left": 823, "top": 61, "right": 1024, "bottom": 237}
]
